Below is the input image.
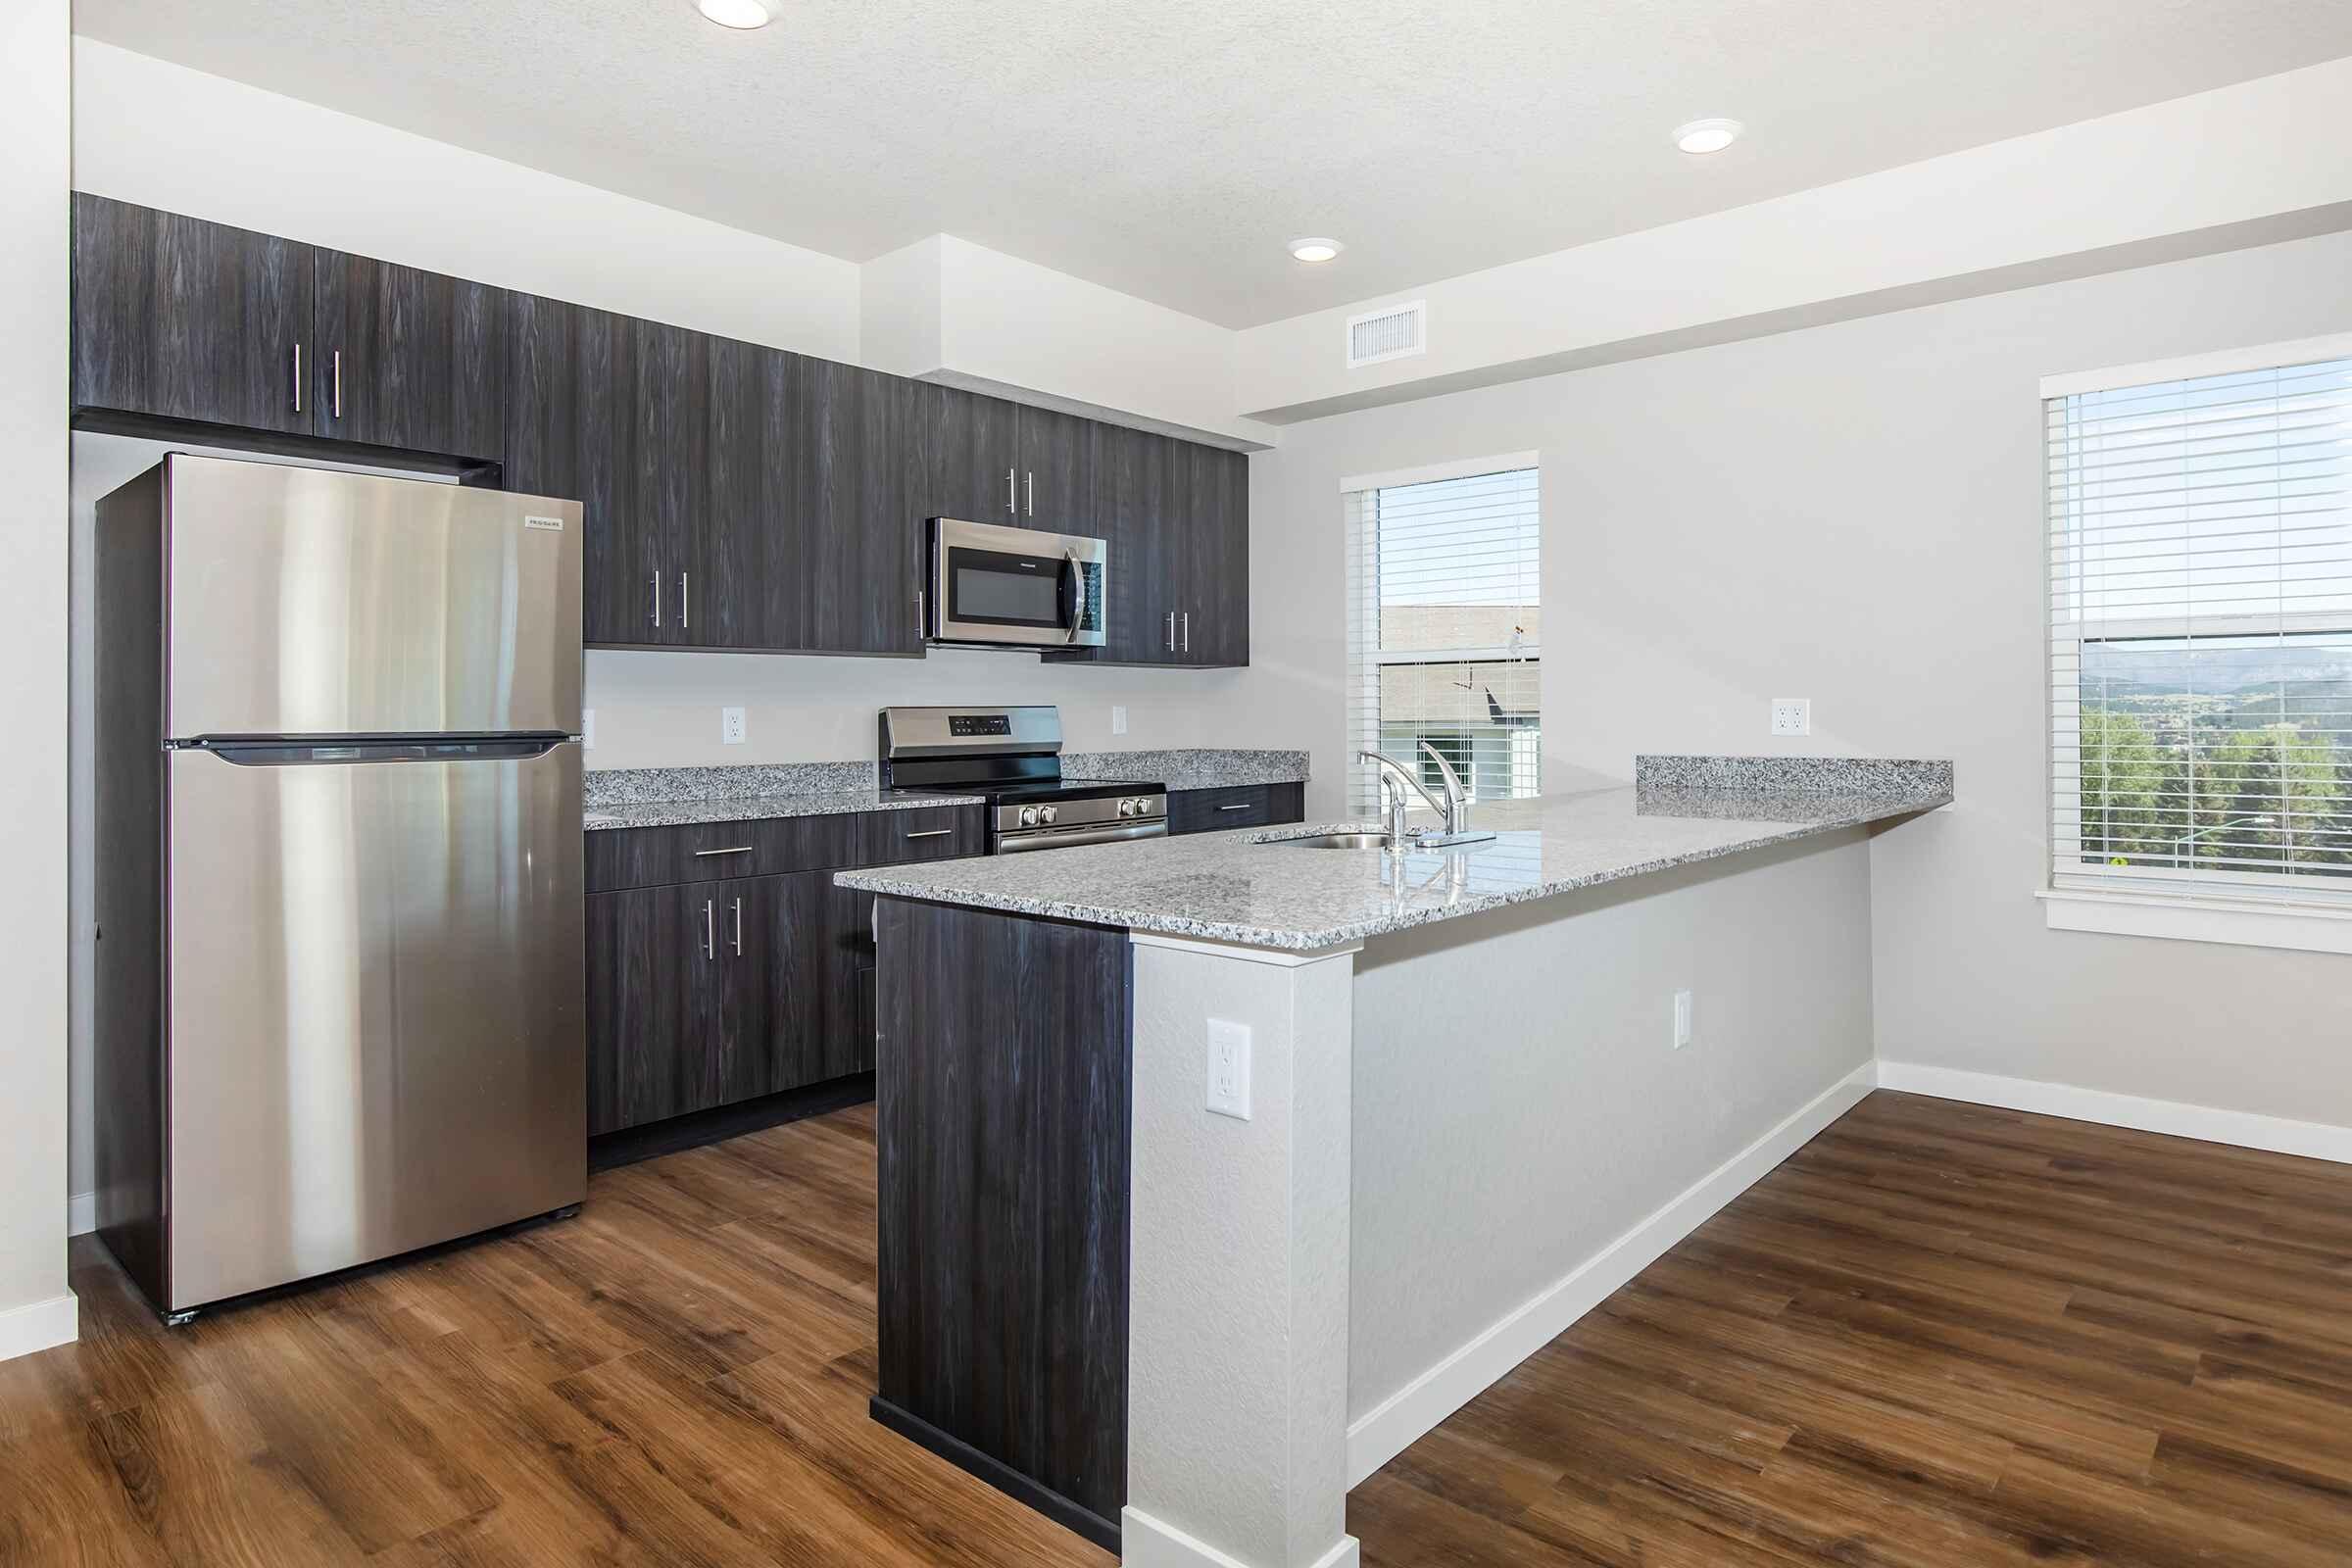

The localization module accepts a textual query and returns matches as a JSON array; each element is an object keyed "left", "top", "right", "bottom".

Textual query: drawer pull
[
  {"left": 693, "top": 845, "right": 754, "bottom": 858},
  {"left": 1218, "top": 804, "right": 1255, "bottom": 811},
  {"left": 904, "top": 828, "right": 955, "bottom": 840}
]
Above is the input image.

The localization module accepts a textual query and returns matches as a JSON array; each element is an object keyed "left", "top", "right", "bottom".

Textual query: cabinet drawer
[
  {"left": 585, "top": 805, "right": 983, "bottom": 892},
  {"left": 1165, "top": 782, "right": 1304, "bottom": 836}
]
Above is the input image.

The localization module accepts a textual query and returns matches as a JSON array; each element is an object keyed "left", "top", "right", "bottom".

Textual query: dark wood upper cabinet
[
  {"left": 1016, "top": 406, "right": 1095, "bottom": 531},
  {"left": 702, "top": 335, "right": 800, "bottom": 651},
  {"left": 74, "top": 196, "right": 1250, "bottom": 667},
  {"left": 312, "top": 250, "right": 504, "bottom": 459},
  {"left": 72, "top": 194, "right": 313, "bottom": 436},
  {"left": 910, "top": 382, "right": 1022, "bottom": 525},
  {"left": 632, "top": 321, "right": 711, "bottom": 648},
  {"left": 802, "top": 359, "right": 922, "bottom": 656},
  {"left": 505, "top": 294, "right": 648, "bottom": 644}
]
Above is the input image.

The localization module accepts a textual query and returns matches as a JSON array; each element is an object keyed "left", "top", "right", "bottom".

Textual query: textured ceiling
[{"left": 73, "top": 0, "right": 2352, "bottom": 327}]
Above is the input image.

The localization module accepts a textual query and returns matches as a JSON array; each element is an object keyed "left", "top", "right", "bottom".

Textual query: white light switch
[
  {"left": 1111, "top": 705, "right": 1129, "bottom": 736},
  {"left": 1770, "top": 698, "right": 1810, "bottom": 737},
  {"left": 721, "top": 707, "right": 747, "bottom": 745},
  {"left": 1673, "top": 990, "right": 1694, "bottom": 1050},
  {"left": 1206, "top": 1018, "right": 1252, "bottom": 1120}
]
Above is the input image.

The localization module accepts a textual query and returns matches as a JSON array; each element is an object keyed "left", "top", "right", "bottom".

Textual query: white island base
[{"left": 1120, "top": 832, "right": 1877, "bottom": 1568}]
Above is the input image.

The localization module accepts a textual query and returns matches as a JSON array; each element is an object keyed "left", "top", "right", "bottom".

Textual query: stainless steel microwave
[{"left": 927, "top": 516, "right": 1105, "bottom": 649}]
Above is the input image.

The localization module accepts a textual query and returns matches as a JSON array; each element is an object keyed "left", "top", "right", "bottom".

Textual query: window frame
[
  {"left": 1342, "top": 453, "right": 1542, "bottom": 816},
  {"left": 2041, "top": 331, "right": 2352, "bottom": 953}
]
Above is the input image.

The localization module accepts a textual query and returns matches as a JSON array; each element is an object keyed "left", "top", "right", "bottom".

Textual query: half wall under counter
[{"left": 844, "top": 759, "right": 1950, "bottom": 1567}]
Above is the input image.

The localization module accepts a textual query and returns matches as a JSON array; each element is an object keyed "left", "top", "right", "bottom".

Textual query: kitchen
[{"left": 10, "top": 7, "right": 2352, "bottom": 1568}]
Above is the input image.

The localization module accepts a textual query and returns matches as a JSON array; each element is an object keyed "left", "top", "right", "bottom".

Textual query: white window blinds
[
  {"left": 1345, "top": 462, "right": 1541, "bottom": 815},
  {"left": 2047, "top": 343, "right": 2352, "bottom": 903}
]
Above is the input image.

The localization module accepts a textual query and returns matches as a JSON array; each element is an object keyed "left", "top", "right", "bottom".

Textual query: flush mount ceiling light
[
  {"left": 1289, "top": 237, "right": 1344, "bottom": 264},
  {"left": 1673, "top": 118, "right": 1743, "bottom": 155},
  {"left": 696, "top": 0, "right": 772, "bottom": 28}
]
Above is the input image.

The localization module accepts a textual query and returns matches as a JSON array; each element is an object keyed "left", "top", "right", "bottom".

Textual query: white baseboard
[
  {"left": 1120, "top": 1506, "right": 1358, "bottom": 1568},
  {"left": 0, "top": 1293, "right": 78, "bottom": 1363},
  {"left": 1875, "top": 1061, "right": 2352, "bottom": 1165},
  {"left": 1342, "top": 1060, "right": 1877, "bottom": 1488},
  {"left": 69, "top": 1189, "right": 96, "bottom": 1237}
]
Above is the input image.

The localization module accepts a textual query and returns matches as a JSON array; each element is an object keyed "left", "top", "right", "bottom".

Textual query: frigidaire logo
[{"left": 522, "top": 514, "right": 565, "bottom": 531}]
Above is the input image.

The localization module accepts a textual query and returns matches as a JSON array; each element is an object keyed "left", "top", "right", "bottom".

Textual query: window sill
[{"left": 2039, "top": 887, "right": 2352, "bottom": 956}]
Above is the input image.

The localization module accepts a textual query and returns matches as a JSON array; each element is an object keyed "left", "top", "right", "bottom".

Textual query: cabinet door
[
  {"left": 585, "top": 885, "right": 684, "bottom": 1135},
  {"left": 1016, "top": 406, "right": 1095, "bottom": 532},
  {"left": 1183, "top": 444, "right": 1250, "bottom": 666},
  {"left": 703, "top": 336, "right": 801, "bottom": 650},
  {"left": 312, "top": 250, "right": 504, "bottom": 458},
  {"left": 801, "top": 359, "right": 922, "bottom": 656},
  {"left": 687, "top": 878, "right": 775, "bottom": 1113},
  {"left": 1061, "top": 423, "right": 1181, "bottom": 664},
  {"left": 909, "top": 381, "right": 1021, "bottom": 526},
  {"left": 760, "top": 871, "right": 861, "bottom": 1092},
  {"left": 635, "top": 321, "right": 710, "bottom": 647},
  {"left": 507, "top": 295, "right": 652, "bottom": 644},
  {"left": 72, "top": 194, "right": 313, "bottom": 435}
]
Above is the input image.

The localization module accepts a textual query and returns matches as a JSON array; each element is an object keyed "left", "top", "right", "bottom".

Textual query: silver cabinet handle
[
  {"left": 703, "top": 899, "right": 714, "bottom": 959},
  {"left": 732, "top": 897, "right": 743, "bottom": 956},
  {"left": 1165, "top": 610, "right": 1175, "bottom": 651},
  {"left": 1182, "top": 611, "right": 1191, "bottom": 653},
  {"left": 1026, "top": 470, "right": 1034, "bottom": 516},
  {"left": 331, "top": 349, "right": 342, "bottom": 418},
  {"left": 292, "top": 343, "right": 303, "bottom": 414},
  {"left": 1218, "top": 803, "right": 1253, "bottom": 811},
  {"left": 652, "top": 570, "right": 662, "bottom": 629},
  {"left": 1006, "top": 466, "right": 1017, "bottom": 514},
  {"left": 680, "top": 572, "right": 690, "bottom": 630},
  {"left": 693, "top": 845, "right": 753, "bottom": 858},
  {"left": 905, "top": 828, "right": 954, "bottom": 840}
]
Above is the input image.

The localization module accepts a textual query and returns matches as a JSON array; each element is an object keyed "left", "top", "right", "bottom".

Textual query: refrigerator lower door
[
  {"left": 164, "top": 740, "right": 585, "bottom": 1310},
  {"left": 161, "top": 454, "right": 584, "bottom": 741}
]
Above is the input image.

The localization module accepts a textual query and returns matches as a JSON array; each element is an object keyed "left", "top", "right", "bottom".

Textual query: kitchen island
[{"left": 840, "top": 757, "right": 1951, "bottom": 1568}]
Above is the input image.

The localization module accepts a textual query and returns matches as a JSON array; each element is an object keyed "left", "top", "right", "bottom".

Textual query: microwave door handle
[{"left": 1061, "top": 549, "right": 1082, "bottom": 644}]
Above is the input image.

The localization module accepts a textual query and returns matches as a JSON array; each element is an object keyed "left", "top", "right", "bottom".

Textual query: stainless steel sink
[{"left": 1273, "top": 831, "right": 1396, "bottom": 850}]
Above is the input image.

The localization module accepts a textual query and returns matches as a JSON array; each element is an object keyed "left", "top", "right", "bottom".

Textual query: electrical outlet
[
  {"left": 582, "top": 710, "right": 595, "bottom": 749},
  {"left": 1770, "top": 698, "right": 1810, "bottom": 737},
  {"left": 721, "top": 707, "right": 747, "bottom": 745},
  {"left": 1672, "top": 990, "right": 1694, "bottom": 1050},
  {"left": 1111, "top": 705, "right": 1128, "bottom": 736},
  {"left": 1205, "top": 1018, "right": 1252, "bottom": 1120}
]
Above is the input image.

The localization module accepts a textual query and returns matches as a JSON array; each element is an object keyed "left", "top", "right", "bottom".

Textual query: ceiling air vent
[{"left": 1347, "top": 300, "right": 1426, "bottom": 369}]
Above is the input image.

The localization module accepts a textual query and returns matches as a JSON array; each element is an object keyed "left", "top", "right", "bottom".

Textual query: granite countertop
[
  {"left": 580, "top": 750, "right": 1308, "bottom": 831},
  {"left": 835, "top": 767, "right": 1951, "bottom": 952},
  {"left": 584, "top": 790, "right": 984, "bottom": 831}
]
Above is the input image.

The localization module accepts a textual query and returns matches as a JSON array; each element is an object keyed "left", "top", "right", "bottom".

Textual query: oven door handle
[
  {"left": 996, "top": 819, "right": 1167, "bottom": 855},
  {"left": 1059, "top": 549, "right": 1082, "bottom": 644}
]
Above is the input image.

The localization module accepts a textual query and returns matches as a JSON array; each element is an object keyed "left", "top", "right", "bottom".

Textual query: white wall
[
  {"left": 862, "top": 235, "right": 1277, "bottom": 449},
  {"left": 1250, "top": 227, "right": 2352, "bottom": 1131},
  {"left": 1236, "top": 56, "right": 2352, "bottom": 423},
  {"left": 1, "top": 0, "right": 76, "bottom": 1359}
]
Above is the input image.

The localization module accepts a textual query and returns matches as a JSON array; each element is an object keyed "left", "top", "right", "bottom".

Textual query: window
[
  {"left": 1344, "top": 456, "right": 1540, "bottom": 815},
  {"left": 2044, "top": 335, "right": 2352, "bottom": 950}
]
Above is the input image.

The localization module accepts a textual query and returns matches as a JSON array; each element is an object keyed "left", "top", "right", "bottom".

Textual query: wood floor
[
  {"left": 5, "top": 1091, "right": 2349, "bottom": 1567},
  {"left": 0, "top": 1104, "right": 1110, "bottom": 1568},
  {"left": 1353, "top": 1090, "right": 2352, "bottom": 1568}
]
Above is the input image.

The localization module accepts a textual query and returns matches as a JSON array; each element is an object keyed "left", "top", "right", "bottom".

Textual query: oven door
[{"left": 929, "top": 516, "right": 1105, "bottom": 648}]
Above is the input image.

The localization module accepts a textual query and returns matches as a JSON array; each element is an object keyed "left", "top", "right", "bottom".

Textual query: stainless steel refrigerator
[{"left": 94, "top": 454, "right": 587, "bottom": 1320}]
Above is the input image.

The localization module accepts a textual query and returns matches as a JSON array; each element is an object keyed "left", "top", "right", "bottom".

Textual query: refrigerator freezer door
[
  {"left": 164, "top": 741, "right": 586, "bottom": 1309},
  {"left": 163, "top": 455, "right": 583, "bottom": 740}
]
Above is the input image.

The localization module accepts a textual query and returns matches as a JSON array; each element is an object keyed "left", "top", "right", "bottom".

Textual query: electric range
[{"left": 876, "top": 706, "right": 1167, "bottom": 855}]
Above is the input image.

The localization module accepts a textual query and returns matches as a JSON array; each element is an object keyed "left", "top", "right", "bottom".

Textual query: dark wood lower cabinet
[
  {"left": 872, "top": 898, "right": 1132, "bottom": 1550},
  {"left": 1165, "top": 780, "right": 1305, "bottom": 835}
]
